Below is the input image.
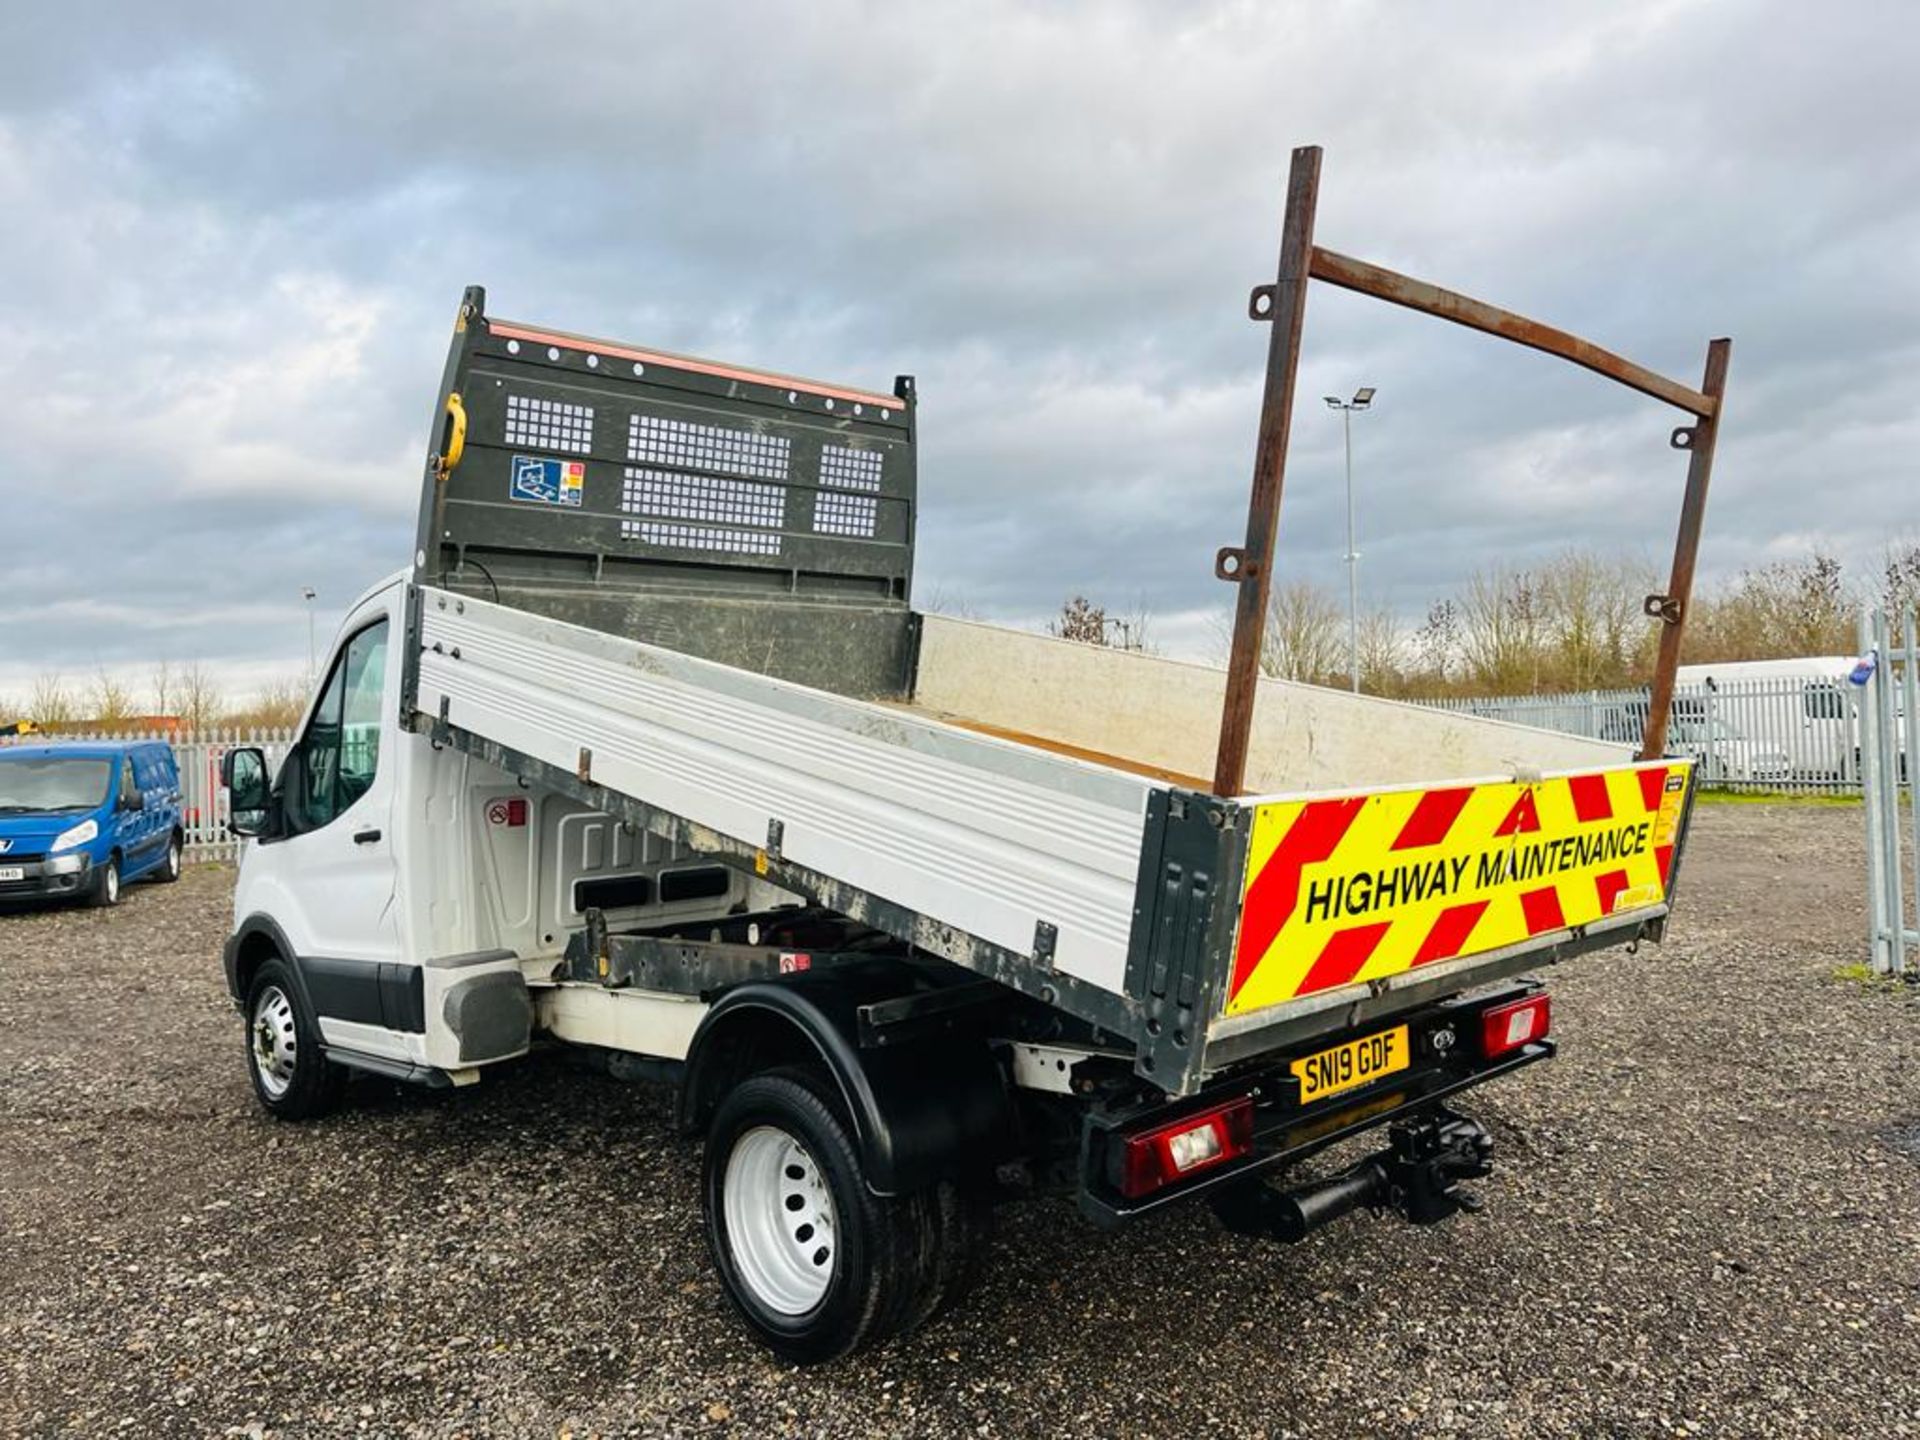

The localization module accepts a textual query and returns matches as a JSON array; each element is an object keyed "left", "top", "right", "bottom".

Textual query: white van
[{"left": 1674, "top": 657, "right": 1856, "bottom": 782}]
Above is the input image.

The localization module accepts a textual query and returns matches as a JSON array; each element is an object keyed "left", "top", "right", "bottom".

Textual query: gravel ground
[{"left": 3, "top": 803, "right": 1919, "bottom": 1439}]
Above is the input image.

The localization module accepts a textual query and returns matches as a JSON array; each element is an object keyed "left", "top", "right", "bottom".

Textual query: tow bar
[{"left": 1210, "top": 1107, "right": 1495, "bottom": 1242}]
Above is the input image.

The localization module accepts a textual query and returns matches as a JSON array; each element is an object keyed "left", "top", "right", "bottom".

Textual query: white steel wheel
[
  {"left": 163, "top": 836, "right": 182, "bottom": 880},
  {"left": 722, "top": 1124, "right": 837, "bottom": 1315},
  {"left": 250, "top": 984, "right": 299, "bottom": 1100}
]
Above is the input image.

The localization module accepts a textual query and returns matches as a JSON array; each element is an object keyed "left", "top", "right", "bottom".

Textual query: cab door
[
  {"left": 262, "top": 596, "right": 408, "bottom": 1056},
  {"left": 113, "top": 755, "right": 161, "bottom": 876}
]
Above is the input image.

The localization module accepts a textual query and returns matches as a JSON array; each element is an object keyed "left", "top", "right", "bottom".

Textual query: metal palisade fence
[
  {"left": 1420, "top": 677, "right": 1863, "bottom": 795},
  {"left": 1858, "top": 608, "right": 1917, "bottom": 976},
  {"left": 0, "top": 728, "right": 294, "bottom": 862}
]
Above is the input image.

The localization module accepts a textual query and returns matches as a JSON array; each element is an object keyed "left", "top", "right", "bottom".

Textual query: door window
[
  {"left": 119, "top": 758, "right": 138, "bottom": 807},
  {"left": 291, "top": 619, "right": 389, "bottom": 832}
]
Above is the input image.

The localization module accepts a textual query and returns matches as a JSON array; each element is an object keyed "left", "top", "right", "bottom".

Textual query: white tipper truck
[{"left": 218, "top": 286, "right": 1698, "bottom": 1361}]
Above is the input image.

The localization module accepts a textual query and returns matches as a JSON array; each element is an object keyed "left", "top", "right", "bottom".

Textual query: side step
[
  {"left": 322, "top": 1046, "right": 462, "bottom": 1089},
  {"left": 1209, "top": 1108, "right": 1495, "bottom": 1242}
]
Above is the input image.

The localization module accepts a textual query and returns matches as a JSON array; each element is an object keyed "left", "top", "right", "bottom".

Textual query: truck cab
[{"left": 0, "top": 740, "right": 184, "bottom": 906}]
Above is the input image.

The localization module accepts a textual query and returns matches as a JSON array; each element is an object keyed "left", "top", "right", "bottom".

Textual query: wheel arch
[
  {"left": 227, "top": 914, "right": 314, "bottom": 1017},
  {"left": 680, "top": 979, "right": 1011, "bottom": 1197}
]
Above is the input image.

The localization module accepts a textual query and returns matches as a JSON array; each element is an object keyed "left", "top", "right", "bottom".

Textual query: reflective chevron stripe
[{"left": 1226, "top": 761, "right": 1692, "bottom": 1017}]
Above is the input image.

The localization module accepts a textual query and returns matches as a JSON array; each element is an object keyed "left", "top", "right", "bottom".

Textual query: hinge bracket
[
  {"left": 1643, "top": 594, "right": 1683, "bottom": 625},
  {"left": 1215, "top": 546, "right": 1257, "bottom": 583}
]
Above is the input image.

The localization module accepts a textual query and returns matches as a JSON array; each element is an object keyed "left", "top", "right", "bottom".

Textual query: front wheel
[
  {"left": 701, "top": 1067, "right": 987, "bottom": 1364},
  {"left": 244, "top": 958, "right": 344, "bottom": 1120},
  {"left": 86, "top": 856, "right": 121, "bottom": 908}
]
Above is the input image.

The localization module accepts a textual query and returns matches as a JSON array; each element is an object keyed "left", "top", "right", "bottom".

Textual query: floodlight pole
[
  {"left": 302, "top": 587, "right": 318, "bottom": 684},
  {"left": 1342, "top": 402, "right": 1356, "bottom": 692},
  {"left": 1326, "top": 390, "right": 1374, "bottom": 693}
]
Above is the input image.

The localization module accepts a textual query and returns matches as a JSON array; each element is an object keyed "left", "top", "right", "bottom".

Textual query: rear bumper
[
  {"left": 1078, "top": 982, "right": 1552, "bottom": 1226},
  {"left": 0, "top": 853, "right": 93, "bottom": 903}
]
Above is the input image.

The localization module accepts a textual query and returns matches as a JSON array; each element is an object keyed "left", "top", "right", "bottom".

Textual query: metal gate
[{"left": 1858, "top": 608, "right": 1918, "bottom": 975}]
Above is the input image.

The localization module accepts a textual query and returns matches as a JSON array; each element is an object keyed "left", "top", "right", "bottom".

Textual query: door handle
[{"left": 353, "top": 828, "right": 383, "bottom": 845}]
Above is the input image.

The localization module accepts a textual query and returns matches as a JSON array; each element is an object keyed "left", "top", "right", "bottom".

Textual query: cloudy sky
[{"left": 3, "top": 0, "right": 1915, "bottom": 706}]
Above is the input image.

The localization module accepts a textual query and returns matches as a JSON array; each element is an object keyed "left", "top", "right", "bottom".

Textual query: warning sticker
[
  {"left": 509, "top": 454, "right": 585, "bottom": 508},
  {"left": 1226, "top": 762, "right": 1693, "bottom": 1017}
]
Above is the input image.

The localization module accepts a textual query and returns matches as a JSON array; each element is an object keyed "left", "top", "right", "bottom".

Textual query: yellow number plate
[{"left": 1291, "top": 1024, "right": 1411, "bottom": 1104}]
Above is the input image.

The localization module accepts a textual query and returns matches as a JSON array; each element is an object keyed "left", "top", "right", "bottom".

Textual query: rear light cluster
[
  {"left": 1118, "top": 1096, "right": 1254, "bottom": 1198},
  {"left": 1480, "top": 993, "right": 1551, "bottom": 1058}
]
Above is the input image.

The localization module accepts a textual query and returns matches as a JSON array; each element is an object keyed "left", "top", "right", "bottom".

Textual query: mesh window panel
[
  {"left": 505, "top": 395, "right": 594, "bottom": 454},
  {"left": 812, "top": 490, "right": 879, "bottom": 538},
  {"left": 620, "top": 467, "right": 786, "bottom": 530},
  {"left": 628, "top": 414, "right": 790, "bottom": 480},
  {"left": 620, "top": 519, "right": 781, "bottom": 557},
  {"left": 818, "top": 444, "right": 884, "bottom": 493}
]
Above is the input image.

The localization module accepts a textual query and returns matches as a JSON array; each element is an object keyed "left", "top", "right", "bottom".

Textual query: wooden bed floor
[{"left": 910, "top": 708, "right": 1215, "bottom": 791}]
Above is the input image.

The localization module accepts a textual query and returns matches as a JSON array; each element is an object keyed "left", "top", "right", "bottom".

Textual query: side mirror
[
  {"left": 222, "top": 747, "right": 271, "bottom": 837},
  {"left": 119, "top": 790, "right": 145, "bottom": 812}
]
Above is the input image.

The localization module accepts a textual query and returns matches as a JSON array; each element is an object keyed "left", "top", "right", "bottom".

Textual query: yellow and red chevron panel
[{"left": 1225, "top": 762, "right": 1691, "bottom": 1018}]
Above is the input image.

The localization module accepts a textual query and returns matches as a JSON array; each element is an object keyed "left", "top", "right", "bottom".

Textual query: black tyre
[
  {"left": 911, "top": 1172, "right": 993, "bottom": 1329},
  {"left": 86, "top": 855, "right": 121, "bottom": 908},
  {"left": 244, "top": 958, "right": 344, "bottom": 1120},
  {"left": 701, "top": 1067, "right": 986, "bottom": 1364},
  {"left": 155, "top": 832, "right": 183, "bottom": 883}
]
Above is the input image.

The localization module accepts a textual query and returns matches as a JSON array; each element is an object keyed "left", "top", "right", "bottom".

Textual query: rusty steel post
[
  {"left": 1308, "top": 248, "right": 1719, "bottom": 419},
  {"left": 1212, "top": 145, "right": 1322, "bottom": 797},
  {"left": 1639, "top": 337, "right": 1732, "bottom": 761}
]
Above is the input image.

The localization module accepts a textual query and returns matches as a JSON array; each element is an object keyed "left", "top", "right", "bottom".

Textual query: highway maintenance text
[{"left": 1302, "top": 819, "right": 1654, "bottom": 924}]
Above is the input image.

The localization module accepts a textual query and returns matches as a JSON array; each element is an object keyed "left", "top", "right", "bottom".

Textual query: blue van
[{"left": 0, "top": 741, "right": 184, "bottom": 907}]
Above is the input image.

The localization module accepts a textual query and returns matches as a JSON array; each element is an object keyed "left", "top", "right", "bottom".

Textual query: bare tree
[
  {"left": 918, "top": 584, "right": 982, "bottom": 621},
  {"left": 1881, "top": 539, "right": 1920, "bottom": 619},
  {"left": 1356, "top": 607, "right": 1404, "bottom": 695},
  {"left": 176, "top": 662, "right": 225, "bottom": 732},
  {"left": 28, "top": 672, "right": 76, "bottom": 728},
  {"left": 149, "top": 660, "right": 176, "bottom": 718},
  {"left": 1458, "top": 567, "right": 1546, "bottom": 692},
  {"left": 1686, "top": 554, "right": 1856, "bottom": 661},
  {"left": 1104, "top": 597, "right": 1157, "bottom": 655},
  {"left": 1791, "top": 554, "right": 1851, "bottom": 653},
  {"left": 1048, "top": 596, "right": 1111, "bottom": 646},
  {"left": 227, "top": 676, "right": 307, "bottom": 729},
  {"left": 1538, "top": 549, "right": 1656, "bottom": 691},
  {"left": 89, "top": 670, "right": 136, "bottom": 729},
  {"left": 1257, "top": 580, "right": 1344, "bottom": 685},
  {"left": 1413, "top": 599, "right": 1459, "bottom": 690}
]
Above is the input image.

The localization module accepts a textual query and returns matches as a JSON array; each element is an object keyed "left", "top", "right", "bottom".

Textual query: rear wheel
[
  {"left": 156, "top": 833, "right": 183, "bottom": 883},
  {"left": 245, "top": 958, "right": 344, "bottom": 1120},
  {"left": 86, "top": 855, "right": 121, "bottom": 908},
  {"left": 701, "top": 1067, "right": 988, "bottom": 1363}
]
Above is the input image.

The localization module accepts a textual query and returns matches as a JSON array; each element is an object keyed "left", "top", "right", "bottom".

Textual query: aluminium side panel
[{"left": 413, "top": 588, "right": 1157, "bottom": 999}]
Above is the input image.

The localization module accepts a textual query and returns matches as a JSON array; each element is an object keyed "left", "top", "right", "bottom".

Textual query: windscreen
[{"left": 0, "top": 757, "right": 112, "bottom": 813}]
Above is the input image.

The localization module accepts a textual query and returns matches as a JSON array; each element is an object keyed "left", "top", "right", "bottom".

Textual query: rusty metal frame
[{"left": 1213, "top": 144, "right": 1731, "bottom": 795}]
